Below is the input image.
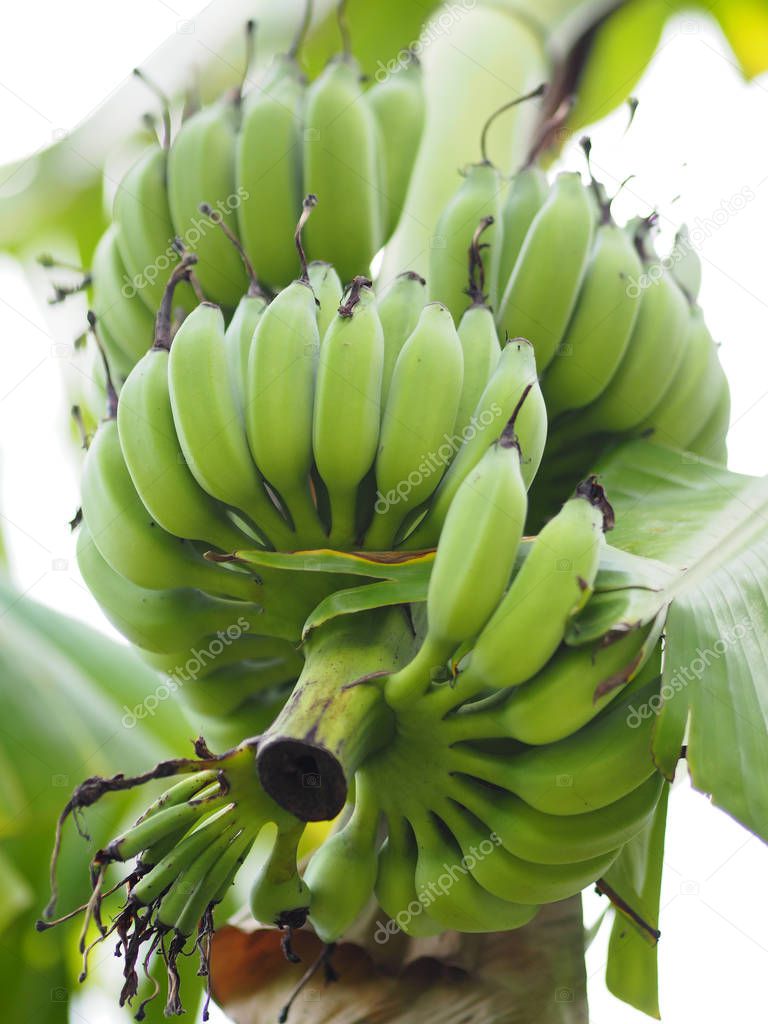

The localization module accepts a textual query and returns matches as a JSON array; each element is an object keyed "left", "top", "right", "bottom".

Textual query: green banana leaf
[{"left": 577, "top": 439, "right": 768, "bottom": 843}]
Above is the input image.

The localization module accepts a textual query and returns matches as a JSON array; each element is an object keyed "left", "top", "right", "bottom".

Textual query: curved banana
[
  {"left": 167, "top": 99, "right": 248, "bottom": 307},
  {"left": 375, "top": 818, "right": 443, "bottom": 938},
  {"left": 245, "top": 266, "right": 324, "bottom": 543},
  {"left": 377, "top": 270, "right": 426, "bottom": 408},
  {"left": 365, "top": 57, "right": 425, "bottom": 239},
  {"left": 113, "top": 144, "right": 197, "bottom": 314},
  {"left": 450, "top": 671, "right": 663, "bottom": 815},
  {"left": 250, "top": 822, "right": 309, "bottom": 927},
  {"left": 404, "top": 337, "right": 545, "bottom": 549},
  {"left": 167, "top": 301, "right": 294, "bottom": 547},
  {"left": 565, "top": 260, "right": 689, "bottom": 433},
  {"left": 438, "top": 799, "right": 618, "bottom": 905},
  {"left": 236, "top": 55, "right": 306, "bottom": 289},
  {"left": 305, "top": 774, "right": 380, "bottom": 942},
  {"left": 451, "top": 480, "right": 610, "bottom": 700},
  {"left": 308, "top": 260, "right": 344, "bottom": 341},
  {"left": 542, "top": 219, "right": 644, "bottom": 417},
  {"left": 454, "top": 302, "right": 502, "bottom": 441},
  {"left": 91, "top": 226, "right": 156, "bottom": 366},
  {"left": 312, "top": 278, "right": 384, "bottom": 546},
  {"left": 364, "top": 302, "right": 464, "bottom": 549},
  {"left": 688, "top": 361, "right": 730, "bottom": 464},
  {"left": 224, "top": 290, "right": 269, "bottom": 414},
  {"left": 303, "top": 56, "right": 382, "bottom": 280},
  {"left": 180, "top": 656, "right": 300, "bottom": 721},
  {"left": 385, "top": 419, "right": 527, "bottom": 711},
  {"left": 410, "top": 809, "right": 538, "bottom": 933},
  {"left": 448, "top": 772, "right": 664, "bottom": 866},
  {"left": 497, "top": 172, "right": 595, "bottom": 372},
  {"left": 496, "top": 165, "right": 549, "bottom": 298},
  {"left": 429, "top": 162, "right": 504, "bottom": 319}
]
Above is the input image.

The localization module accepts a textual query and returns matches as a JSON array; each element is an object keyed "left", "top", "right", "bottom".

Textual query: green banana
[
  {"left": 375, "top": 818, "right": 442, "bottom": 938},
  {"left": 451, "top": 481, "right": 610, "bottom": 700},
  {"left": 364, "top": 302, "right": 463, "bottom": 549},
  {"left": 563, "top": 261, "right": 689, "bottom": 433},
  {"left": 438, "top": 799, "right": 618, "bottom": 905},
  {"left": 496, "top": 165, "right": 549, "bottom": 296},
  {"left": 365, "top": 57, "right": 425, "bottom": 238},
  {"left": 174, "top": 827, "right": 255, "bottom": 937},
  {"left": 156, "top": 822, "right": 239, "bottom": 933},
  {"left": 91, "top": 226, "right": 156, "bottom": 365},
  {"left": 450, "top": 673, "right": 662, "bottom": 815},
  {"left": 454, "top": 302, "right": 502, "bottom": 440},
  {"left": 688, "top": 361, "right": 730, "bottom": 463},
  {"left": 224, "top": 289, "right": 268, "bottom": 414},
  {"left": 404, "top": 337, "right": 545, "bottom": 549},
  {"left": 377, "top": 271, "right": 426, "bottom": 409},
  {"left": 542, "top": 219, "right": 644, "bottom": 417},
  {"left": 496, "top": 172, "right": 595, "bottom": 372},
  {"left": 410, "top": 809, "right": 538, "bottom": 933},
  {"left": 429, "top": 162, "right": 504, "bottom": 319},
  {"left": 250, "top": 822, "right": 309, "bottom": 927},
  {"left": 245, "top": 252, "right": 324, "bottom": 543},
  {"left": 449, "top": 773, "right": 664, "bottom": 866},
  {"left": 181, "top": 657, "right": 300, "bottom": 722},
  {"left": 167, "top": 99, "right": 248, "bottom": 307},
  {"left": 236, "top": 54, "right": 306, "bottom": 288},
  {"left": 113, "top": 144, "right": 197, "bottom": 314},
  {"left": 305, "top": 774, "right": 380, "bottom": 942},
  {"left": 80, "top": 418, "right": 263, "bottom": 600},
  {"left": 308, "top": 260, "right": 344, "bottom": 340},
  {"left": 303, "top": 56, "right": 383, "bottom": 280},
  {"left": 385, "top": 417, "right": 527, "bottom": 711},
  {"left": 168, "top": 301, "right": 294, "bottom": 547},
  {"left": 108, "top": 791, "right": 222, "bottom": 862},
  {"left": 136, "top": 771, "right": 222, "bottom": 826},
  {"left": 312, "top": 277, "right": 384, "bottom": 546}
]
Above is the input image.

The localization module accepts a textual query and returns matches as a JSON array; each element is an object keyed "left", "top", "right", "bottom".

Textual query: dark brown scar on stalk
[
  {"left": 338, "top": 275, "right": 372, "bottom": 318},
  {"left": 278, "top": 942, "right": 338, "bottom": 1023},
  {"left": 153, "top": 252, "right": 199, "bottom": 351},
  {"left": 594, "top": 878, "right": 661, "bottom": 943},
  {"left": 466, "top": 216, "right": 494, "bottom": 307},
  {"left": 574, "top": 474, "right": 615, "bottom": 531},
  {"left": 86, "top": 311, "right": 119, "bottom": 419},
  {"left": 296, "top": 194, "right": 318, "bottom": 284},
  {"left": 498, "top": 383, "right": 534, "bottom": 451}
]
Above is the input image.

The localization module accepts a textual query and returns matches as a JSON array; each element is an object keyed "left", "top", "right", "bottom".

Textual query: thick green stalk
[{"left": 257, "top": 608, "right": 415, "bottom": 821}]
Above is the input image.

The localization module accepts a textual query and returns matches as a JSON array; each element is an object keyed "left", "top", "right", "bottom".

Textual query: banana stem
[
  {"left": 257, "top": 609, "right": 414, "bottom": 821},
  {"left": 384, "top": 635, "right": 452, "bottom": 711}
]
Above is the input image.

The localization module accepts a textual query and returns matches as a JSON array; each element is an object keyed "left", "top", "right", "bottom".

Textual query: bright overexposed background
[{"left": 1, "top": 4, "right": 767, "bottom": 1022}]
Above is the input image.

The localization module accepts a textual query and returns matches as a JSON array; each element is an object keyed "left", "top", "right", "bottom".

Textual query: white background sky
[{"left": 0, "top": 4, "right": 766, "bottom": 1022}]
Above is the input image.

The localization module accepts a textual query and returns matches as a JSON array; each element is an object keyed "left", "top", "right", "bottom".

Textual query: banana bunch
[{"left": 84, "top": 14, "right": 425, "bottom": 385}]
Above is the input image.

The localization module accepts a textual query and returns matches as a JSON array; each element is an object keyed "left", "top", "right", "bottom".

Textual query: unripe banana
[
  {"left": 562, "top": 259, "right": 689, "bottom": 433},
  {"left": 174, "top": 827, "right": 255, "bottom": 937},
  {"left": 76, "top": 523, "right": 262, "bottom": 654},
  {"left": 250, "top": 822, "right": 309, "bottom": 928},
  {"left": 642, "top": 306, "right": 722, "bottom": 450},
  {"left": 224, "top": 290, "right": 268, "bottom": 413},
  {"left": 305, "top": 775, "right": 380, "bottom": 942},
  {"left": 438, "top": 800, "right": 618, "bottom": 905},
  {"left": 404, "top": 338, "right": 545, "bottom": 549},
  {"left": 308, "top": 260, "right": 344, "bottom": 340},
  {"left": 449, "top": 773, "right": 664, "bottom": 866},
  {"left": 181, "top": 656, "right": 299, "bottom": 721},
  {"left": 236, "top": 55, "right": 306, "bottom": 288},
  {"left": 312, "top": 278, "right": 384, "bottom": 546},
  {"left": 454, "top": 303, "right": 501, "bottom": 439},
  {"left": 453, "top": 480, "right": 610, "bottom": 699},
  {"left": 497, "top": 172, "right": 595, "bottom": 372},
  {"left": 496, "top": 165, "right": 549, "bottom": 295},
  {"left": 365, "top": 58, "right": 425, "bottom": 237},
  {"left": 167, "top": 99, "right": 248, "bottom": 307},
  {"left": 303, "top": 56, "right": 382, "bottom": 280},
  {"left": 168, "top": 301, "right": 294, "bottom": 547},
  {"left": 113, "top": 145, "right": 197, "bottom": 314},
  {"left": 245, "top": 265, "right": 323, "bottom": 543},
  {"left": 410, "top": 810, "right": 538, "bottom": 933},
  {"left": 91, "top": 226, "right": 156, "bottom": 366},
  {"left": 81, "top": 419, "right": 262, "bottom": 600},
  {"left": 364, "top": 302, "right": 463, "bottom": 549},
  {"left": 375, "top": 818, "right": 442, "bottom": 938},
  {"left": 687, "top": 361, "right": 730, "bottom": 464},
  {"left": 118, "top": 342, "right": 250, "bottom": 551},
  {"left": 157, "top": 822, "right": 240, "bottom": 933},
  {"left": 377, "top": 271, "right": 426, "bottom": 408},
  {"left": 386, "top": 417, "right": 527, "bottom": 710},
  {"left": 451, "top": 671, "right": 662, "bottom": 815},
  {"left": 542, "top": 219, "right": 644, "bottom": 417}
]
